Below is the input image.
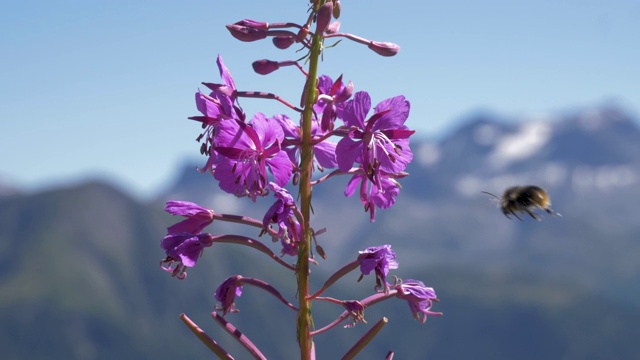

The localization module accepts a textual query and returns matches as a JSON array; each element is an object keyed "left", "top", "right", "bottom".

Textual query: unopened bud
[
  {"left": 368, "top": 41, "right": 400, "bottom": 57},
  {"left": 325, "top": 20, "right": 340, "bottom": 34},
  {"left": 252, "top": 59, "right": 280, "bottom": 75},
  {"left": 273, "top": 36, "right": 295, "bottom": 49},
  {"left": 235, "top": 19, "right": 269, "bottom": 31},
  {"left": 226, "top": 23, "right": 268, "bottom": 42},
  {"left": 315, "top": 2, "right": 333, "bottom": 35},
  {"left": 316, "top": 244, "right": 327, "bottom": 260},
  {"left": 333, "top": 0, "right": 341, "bottom": 19}
]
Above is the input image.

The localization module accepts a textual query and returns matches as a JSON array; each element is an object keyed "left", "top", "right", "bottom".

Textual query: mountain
[
  {"left": 1, "top": 105, "right": 640, "bottom": 359},
  {"left": 398, "top": 105, "right": 640, "bottom": 302},
  {"left": 165, "top": 105, "right": 640, "bottom": 302}
]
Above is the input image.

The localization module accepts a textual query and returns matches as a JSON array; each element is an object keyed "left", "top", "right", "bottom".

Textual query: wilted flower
[
  {"left": 160, "top": 201, "right": 216, "bottom": 278},
  {"left": 357, "top": 245, "right": 398, "bottom": 291},
  {"left": 343, "top": 300, "right": 367, "bottom": 328},
  {"left": 263, "top": 182, "right": 301, "bottom": 256},
  {"left": 214, "top": 275, "right": 244, "bottom": 315},
  {"left": 160, "top": 233, "right": 214, "bottom": 279},
  {"left": 395, "top": 279, "right": 442, "bottom": 323}
]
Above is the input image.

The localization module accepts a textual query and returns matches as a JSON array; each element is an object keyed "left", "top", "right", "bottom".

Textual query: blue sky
[{"left": 1, "top": 0, "right": 638, "bottom": 197}]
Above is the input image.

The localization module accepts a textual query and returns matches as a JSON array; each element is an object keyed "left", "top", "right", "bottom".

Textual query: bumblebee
[{"left": 482, "top": 185, "right": 560, "bottom": 221}]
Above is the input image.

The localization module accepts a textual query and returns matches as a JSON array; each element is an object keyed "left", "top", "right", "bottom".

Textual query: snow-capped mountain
[
  {"left": 411, "top": 105, "right": 640, "bottom": 199},
  {"left": 3, "top": 104, "right": 639, "bottom": 359},
  {"left": 162, "top": 105, "right": 640, "bottom": 308}
]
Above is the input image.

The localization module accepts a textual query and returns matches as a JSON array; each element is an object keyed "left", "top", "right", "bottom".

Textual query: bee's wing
[{"left": 481, "top": 191, "right": 502, "bottom": 208}]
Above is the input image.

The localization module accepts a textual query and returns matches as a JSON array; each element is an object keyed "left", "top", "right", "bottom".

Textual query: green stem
[{"left": 297, "top": 6, "right": 323, "bottom": 359}]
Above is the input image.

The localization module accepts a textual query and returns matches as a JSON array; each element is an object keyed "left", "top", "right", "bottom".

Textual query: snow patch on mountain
[
  {"left": 489, "top": 122, "right": 551, "bottom": 168},
  {"left": 415, "top": 142, "right": 441, "bottom": 167}
]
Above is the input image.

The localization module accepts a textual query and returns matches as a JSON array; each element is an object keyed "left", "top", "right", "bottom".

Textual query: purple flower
[
  {"left": 315, "top": 75, "right": 353, "bottom": 132},
  {"left": 357, "top": 245, "right": 398, "bottom": 291},
  {"left": 263, "top": 183, "right": 301, "bottom": 256},
  {"left": 190, "top": 55, "right": 244, "bottom": 174},
  {"left": 160, "top": 233, "right": 214, "bottom": 279},
  {"left": 214, "top": 276, "right": 244, "bottom": 315},
  {"left": 160, "top": 201, "right": 216, "bottom": 279},
  {"left": 193, "top": 55, "right": 242, "bottom": 123},
  {"left": 273, "top": 113, "right": 337, "bottom": 172},
  {"left": 213, "top": 113, "right": 293, "bottom": 201},
  {"left": 336, "top": 91, "right": 415, "bottom": 183},
  {"left": 162, "top": 233, "right": 213, "bottom": 267},
  {"left": 395, "top": 280, "right": 442, "bottom": 324},
  {"left": 164, "top": 201, "right": 214, "bottom": 235},
  {"left": 345, "top": 172, "right": 401, "bottom": 222}
]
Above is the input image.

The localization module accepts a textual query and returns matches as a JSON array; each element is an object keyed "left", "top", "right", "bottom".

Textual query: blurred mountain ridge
[{"left": 1, "top": 104, "right": 640, "bottom": 359}]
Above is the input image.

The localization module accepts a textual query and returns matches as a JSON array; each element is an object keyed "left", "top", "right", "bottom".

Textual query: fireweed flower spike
[
  {"left": 395, "top": 280, "right": 443, "bottom": 324},
  {"left": 161, "top": 3, "right": 442, "bottom": 358},
  {"left": 357, "top": 245, "right": 399, "bottom": 292},
  {"left": 213, "top": 113, "right": 293, "bottom": 201}
]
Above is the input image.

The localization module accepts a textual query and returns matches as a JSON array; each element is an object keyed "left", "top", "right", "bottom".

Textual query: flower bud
[
  {"left": 273, "top": 36, "right": 295, "bottom": 49},
  {"left": 252, "top": 59, "right": 280, "bottom": 75},
  {"left": 226, "top": 23, "right": 268, "bottom": 42},
  {"left": 333, "top": 0, "right": 342, "bottom": 18},
  {"left": 235, "top": 19, "right": 269, "bottom": 31},
  {"left": 315, "top": 2, "right": 333, "bottom": 35},
  {"left": 325, "top": 20, "right": 340, "bottom": 34},
  {"left": 368, "top": 41, "right": 400, "bottom": 57}
]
